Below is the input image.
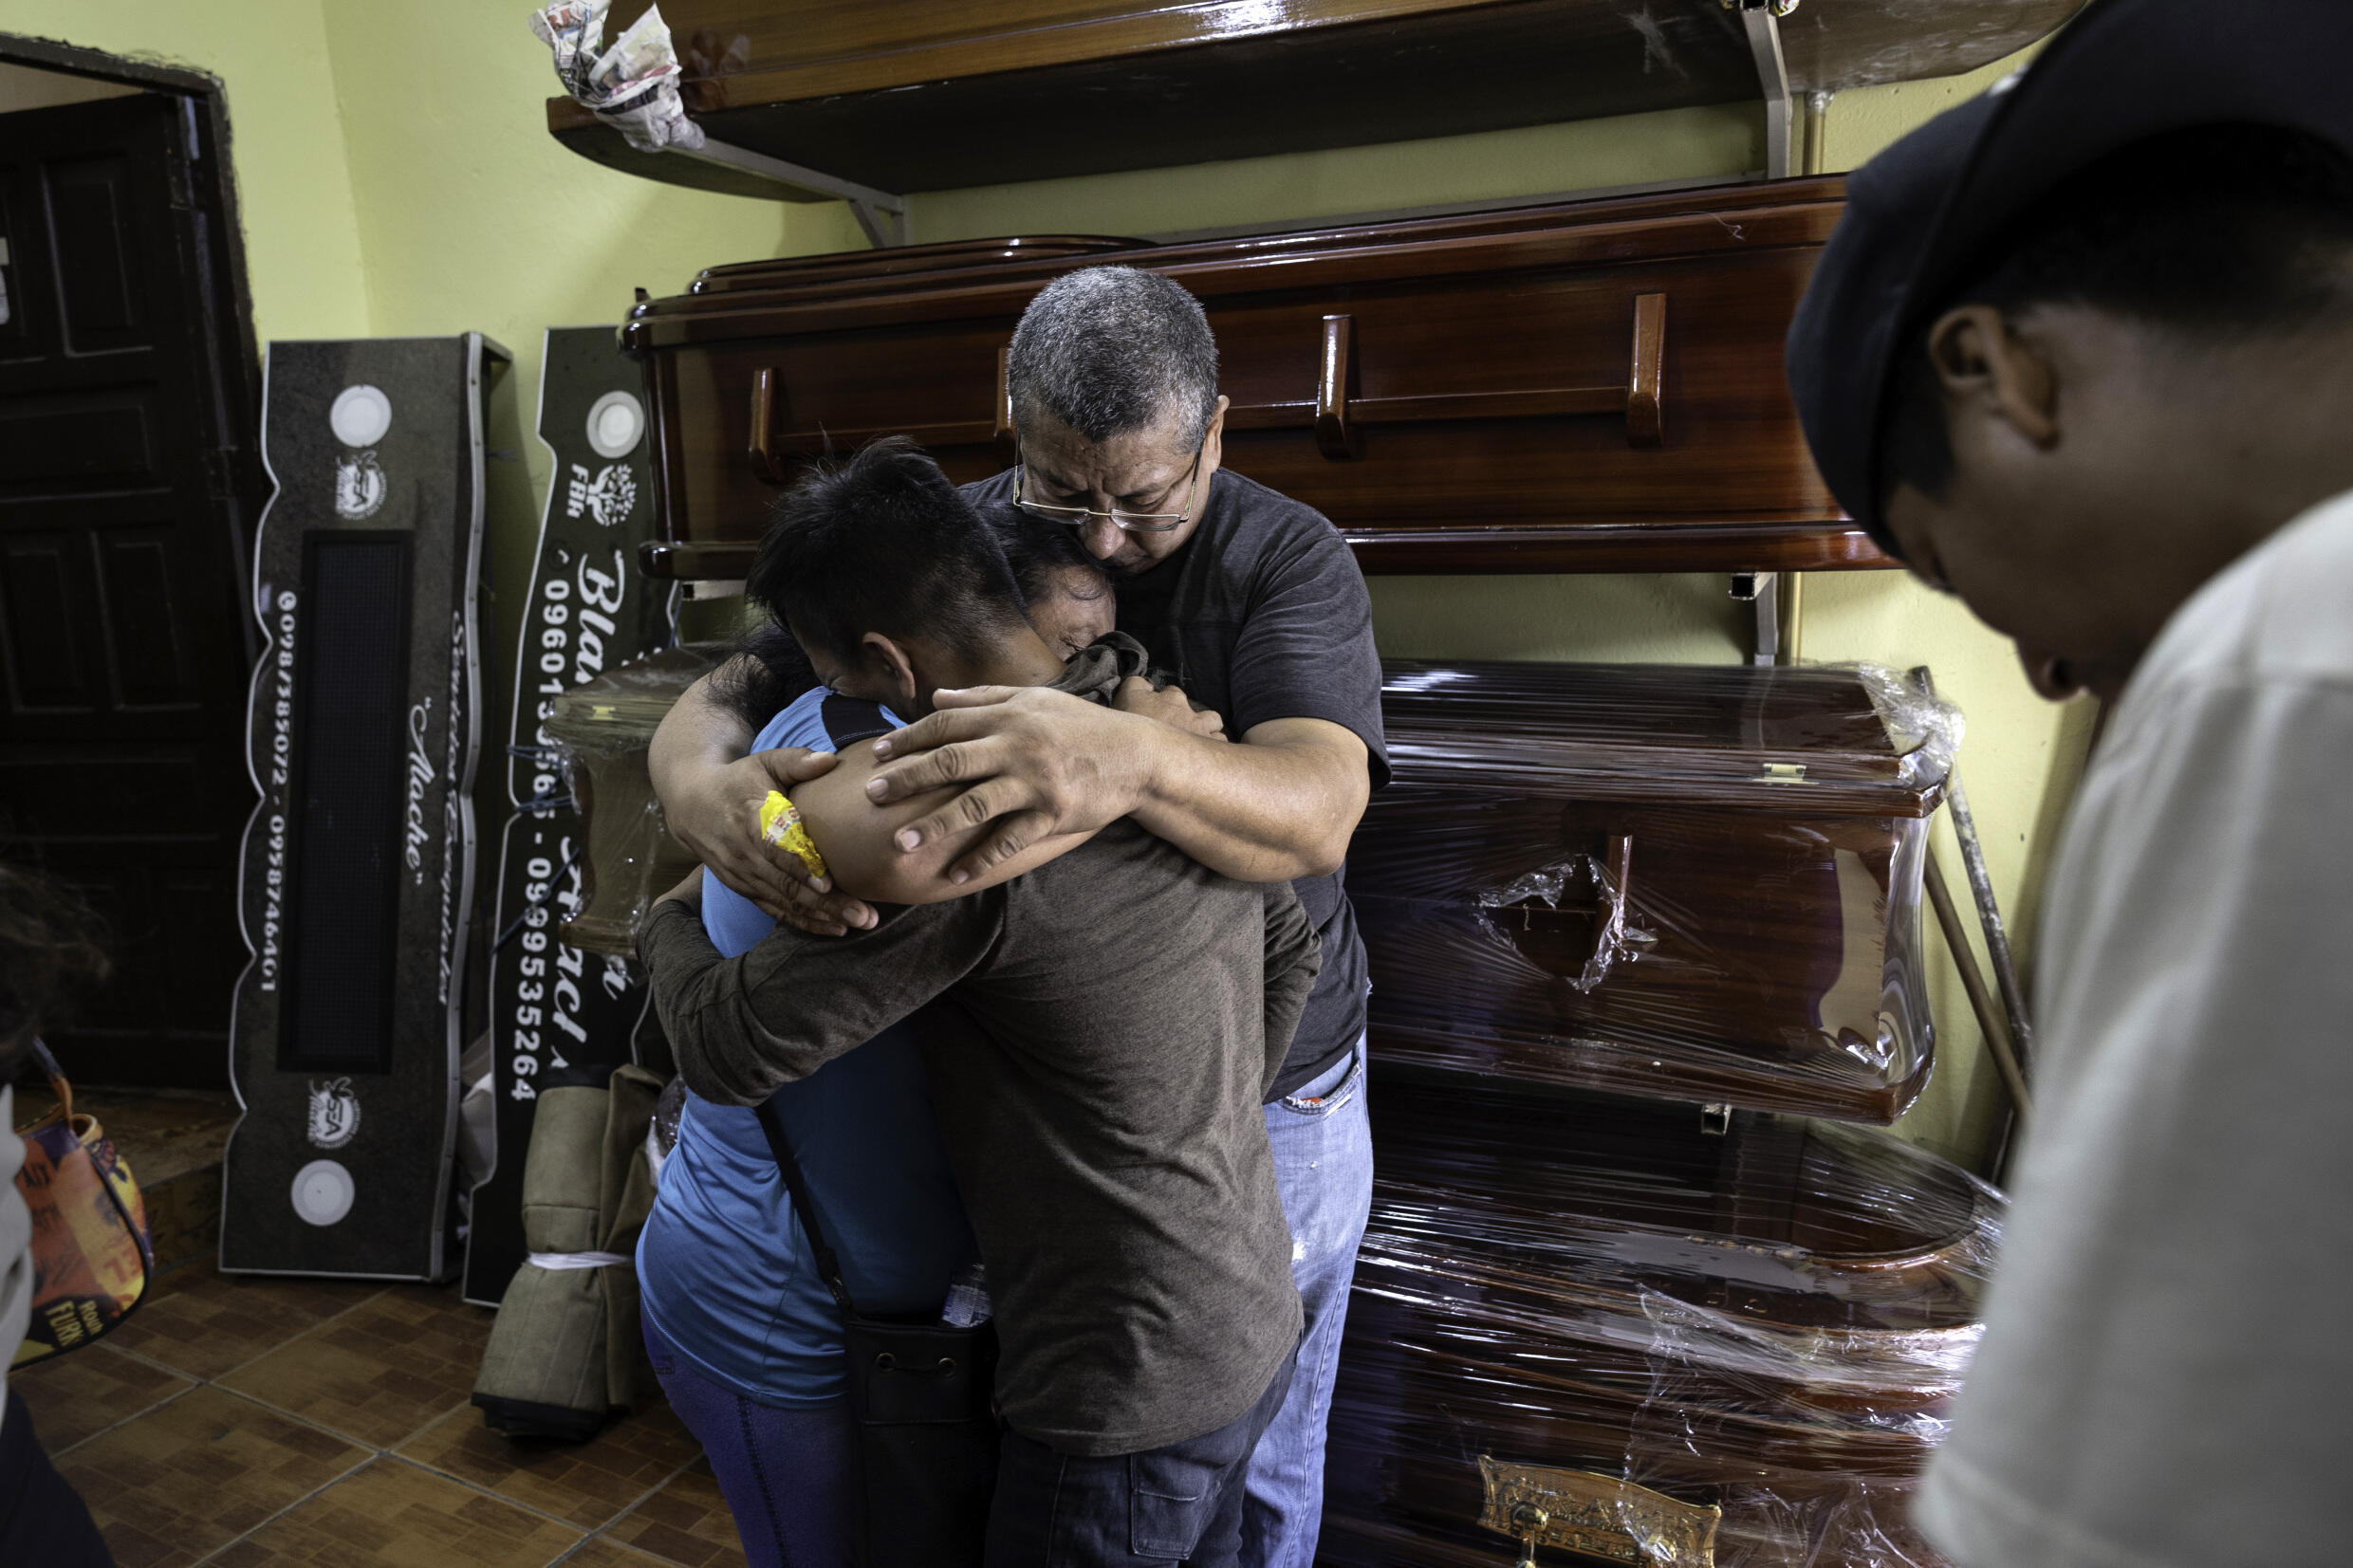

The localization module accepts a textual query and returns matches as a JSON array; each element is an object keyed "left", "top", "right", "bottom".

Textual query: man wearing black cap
[{"left": 1785, "top": 2, "right": 2353, "bottom": 1564}]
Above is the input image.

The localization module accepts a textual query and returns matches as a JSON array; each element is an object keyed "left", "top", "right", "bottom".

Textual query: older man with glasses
[{"left": 651, "top": 266, "right": 1386, "bottom": 1568}]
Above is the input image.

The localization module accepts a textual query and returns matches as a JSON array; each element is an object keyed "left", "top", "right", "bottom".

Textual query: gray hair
[{"left": 1007, "top": 267, "right": 1220, "bottom": 450}]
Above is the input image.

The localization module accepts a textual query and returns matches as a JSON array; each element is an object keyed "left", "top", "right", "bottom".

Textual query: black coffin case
[
  {"left": 465, "top": 326, "right": 672, "bottom": 1305},
  {"left": 224, "top": 334, "right": 505, "bottom": 1280}
]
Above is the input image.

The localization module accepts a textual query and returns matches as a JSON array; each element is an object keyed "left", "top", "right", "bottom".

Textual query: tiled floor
[{"left": 12, "top": 1269, "right": 744, "bottom": 1568}]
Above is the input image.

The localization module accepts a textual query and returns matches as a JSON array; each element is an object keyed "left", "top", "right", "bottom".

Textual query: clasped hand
[
  {"left": 863, "top": 683, "right": 1172, "bottom": 874},
  {"left": 672, "top": 681, "right": 1222, "bottom": 937}
]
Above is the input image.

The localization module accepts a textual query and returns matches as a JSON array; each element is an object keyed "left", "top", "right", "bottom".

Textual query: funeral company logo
[
  {"left": 333, "top": 450, "right": 387, "bottom": 519},
  {"left": 565, "top": 461, "right": 638, "bottom": 527},
  {"left": 306, "top": 1078, "right": 362, "bottom": 1150}
]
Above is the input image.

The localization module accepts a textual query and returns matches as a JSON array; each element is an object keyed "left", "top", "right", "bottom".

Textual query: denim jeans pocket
[
  {"left": 1272, "top": 1041, "right": 1365, "bottom": 1121},
  {"left": 1127, "top": 1451, "right": 1214, "bottom": 1559}
]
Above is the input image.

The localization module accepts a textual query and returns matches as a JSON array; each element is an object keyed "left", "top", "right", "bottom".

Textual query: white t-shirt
[
  {"left": 0, "top": 1082, "right": 30, "bottom": 1432},
  {"left": 1916, "top": 490, "right": 2353, "bottom": 1568}
]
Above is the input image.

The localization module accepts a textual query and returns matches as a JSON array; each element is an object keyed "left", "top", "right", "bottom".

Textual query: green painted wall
[
  {"left": 10, "top": 1, "right": 2070, "bottom": 1171},
  {"left": 306, "top": 0, "right": 861, "bottom": 810},
  {"left": 2, "top": 0, "right": 372, "bottom": 341},
  {"left": 913, "top": 101, "right": 1764, "bottom": 243}
]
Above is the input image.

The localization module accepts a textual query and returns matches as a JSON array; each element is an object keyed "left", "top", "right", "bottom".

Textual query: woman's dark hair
[
  {"left": 1880, "top": 122, "right": 2353, "bottom": 513},
  {"left": 745, "top": 436, "right": 1028, "bottom": 667},
  {"left": 988, "top": 503, "right": 1111, "bottom": 610},
  {"left": 711, "top": 619, "right": 821, "bottom": 731},
  {"left": 713, "top": 470, "right": 1111, "bottom": 729},
  {"left": 1, "top": 861, "right": 111, "bottom": 1075}
]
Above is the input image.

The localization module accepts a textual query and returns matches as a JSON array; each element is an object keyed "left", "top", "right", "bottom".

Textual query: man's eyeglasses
[{"left": 1012, "top": 442, "right": 1205, "bottom": 534}]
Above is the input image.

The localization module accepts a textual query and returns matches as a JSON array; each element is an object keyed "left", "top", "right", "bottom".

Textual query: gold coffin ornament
[{"left": 1477, "top": 1458, "right": 1721, "bottom": 1567}]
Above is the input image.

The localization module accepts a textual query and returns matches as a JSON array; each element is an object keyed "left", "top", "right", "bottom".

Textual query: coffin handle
[
  {"left": 1315, "top": 313, "right": 1362, "bottom": 460},
  {"left": 1626, "top": 293, "right": 1665, "bottom": 448},
  {"left": 994, "top": 342, "right": 1018, "bottom": 467},
  {"left": 749, "top": 366, "right": 786, "bottom": 484},
  {"left": 1477, "top": 1457, "right": 1720, "bottom": 1568}
]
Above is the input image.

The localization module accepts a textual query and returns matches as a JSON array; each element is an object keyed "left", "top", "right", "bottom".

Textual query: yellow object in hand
[{"left": 758, "top": 790, "right": 828, "bottom": 879}]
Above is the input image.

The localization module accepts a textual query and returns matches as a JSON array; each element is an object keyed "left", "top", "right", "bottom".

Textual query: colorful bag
[{"left": 10, "top": 1039, "right": 152, "bottom": 1368}]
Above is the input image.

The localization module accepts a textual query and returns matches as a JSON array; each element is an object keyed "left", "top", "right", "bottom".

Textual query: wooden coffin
[
  {"left": 624, "top": 178, "right": 1893, "bottom": 577},
  {"left": 1324, "top": 1079, "right": 1997, "bottom": 1568},
  {"left": 544, "top": 644, "right": 728, "bottom": 956},
  {"left": 1351, "top": 660, "right": 1954, "bottom": 1122},
  {"left": 548, "top": 0, "right": 2081, "bottom": 200}
]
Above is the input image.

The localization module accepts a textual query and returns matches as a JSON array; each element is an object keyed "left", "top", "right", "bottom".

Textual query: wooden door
[{"left": 0, "top": 92, "right": 254, "bottom": 1088}]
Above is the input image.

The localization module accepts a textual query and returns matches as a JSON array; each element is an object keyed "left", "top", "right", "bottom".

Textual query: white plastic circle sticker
[
  {"left": 585, "top": 390, "right": 646, "bottom": 459},
  {"left": 290, "top": 1158, "right": 356, "bottom": 1227},
  {"left": 329, "top": 384, "right": 393, "bottom": 448}
]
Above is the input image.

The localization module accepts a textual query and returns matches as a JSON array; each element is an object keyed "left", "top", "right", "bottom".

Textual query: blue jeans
[
  {"left": 987, "top": 1351, "right": 1295, "bottom": 1568},
  {"left": 1240, "top": 1036, "right": 1374, "bottom": 1568},
  {"left": 643, "top": 1315, "right": 859, "bottom": 1568}
]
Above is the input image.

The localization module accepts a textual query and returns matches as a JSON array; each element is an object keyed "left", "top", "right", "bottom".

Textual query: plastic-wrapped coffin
[
  {"left": 543, "top": 644, "right": 731, "bottom": 957},
  {"left": 466, "top": 327, "right": 675, "bottom": 1305},
  {"left": 224, "top": 334, "right": 505, "bottom": 1280},
  {"left": 1323, "top": 1080, "right": 2001, "bottom": 1568},
  {"left": 1353, "top": 661, "right": 1961, "bottom": 1123}
]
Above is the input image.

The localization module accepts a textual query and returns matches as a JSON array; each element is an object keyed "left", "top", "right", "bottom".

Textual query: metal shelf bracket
[
  {"left": 670, "top": 137, "right": 910, "bottom": 248},
  {"left": 1728, "top": 0, "right": 1800, "bottom": 180},
  {"left": 1730, "top": 571, "right": 1782, "bottom": 666}
]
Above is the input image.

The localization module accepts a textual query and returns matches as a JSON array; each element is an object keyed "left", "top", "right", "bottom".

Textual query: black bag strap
[
  {"left": 750, "top": 689, "right": 891, "bottom": 1324},
  {"left": 821, "top": 693, "right": 895, "bottom": 749},
  {"left": 752, "top": 1098, "right": 859, "bottom": 1319}
]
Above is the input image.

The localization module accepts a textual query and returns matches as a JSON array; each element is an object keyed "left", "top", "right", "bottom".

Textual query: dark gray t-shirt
[{"left": 965, "top": 468, "right": 1389, "bottom": 1098}]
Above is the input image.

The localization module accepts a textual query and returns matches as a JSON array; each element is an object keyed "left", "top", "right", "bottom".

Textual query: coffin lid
[
  {"left": 688, "top": 235, "right": 1145, "bottom": 295},
  {"left": 621, "top": 179, "right": 1849, "bottom": 348},
  {"left": 1380, "top": 660, "right": 1955, "bottom": 817}
]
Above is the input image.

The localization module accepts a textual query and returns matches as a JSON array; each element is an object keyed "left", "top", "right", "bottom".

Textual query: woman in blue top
[{"left": 635, "top": 507, "right": 1118, "bottom": 1568}]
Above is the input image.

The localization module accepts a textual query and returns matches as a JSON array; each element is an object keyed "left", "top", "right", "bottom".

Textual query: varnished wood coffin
[
  {"left": 624, "top": 178, "right": 1893, "bottom": 577},
  {"left": 1323, "top": 1079, "right": 1996, "bottom": 1568},
  {"left": 1351, "top": 660, "right": 1954, "bottom": 1122}
]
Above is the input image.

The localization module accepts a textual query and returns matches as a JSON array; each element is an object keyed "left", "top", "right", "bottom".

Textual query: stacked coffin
[
  {"left": 619, "top": 179, "right": 1879, "bottom": 581},
  {"left": 1325, "top": 660, "right": 1999, "bottom": 1568}
]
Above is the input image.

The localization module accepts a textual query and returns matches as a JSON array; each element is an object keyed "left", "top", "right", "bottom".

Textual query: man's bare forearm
[
  {"left": 648, "top": 667, "right": 756, "bottom": 811},
  {"left": 1129, "top": 716, "right": 1370, "bottom": 883},
  {"left": 644, "top": 661, "right": 872, "bottom": 932}
]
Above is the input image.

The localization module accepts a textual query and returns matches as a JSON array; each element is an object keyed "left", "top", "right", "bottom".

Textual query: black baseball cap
[{"left": 1786, "top": 0, "right": 2353, "bottom": 555}]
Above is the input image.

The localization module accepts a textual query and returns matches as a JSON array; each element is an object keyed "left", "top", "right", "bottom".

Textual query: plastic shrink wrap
[
  {"left": 1328, "top": 660, "right": 1989, "bottom": 1565},
  {"left": 1353, "top": 661, "right": 1961, "bottom": 1122},
  {"left": 1323, "top": 1080, "right": 2002, "bottom": 1568},
  {"left": 545, "top": 644, "right": 726, "bottom": 955}
]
